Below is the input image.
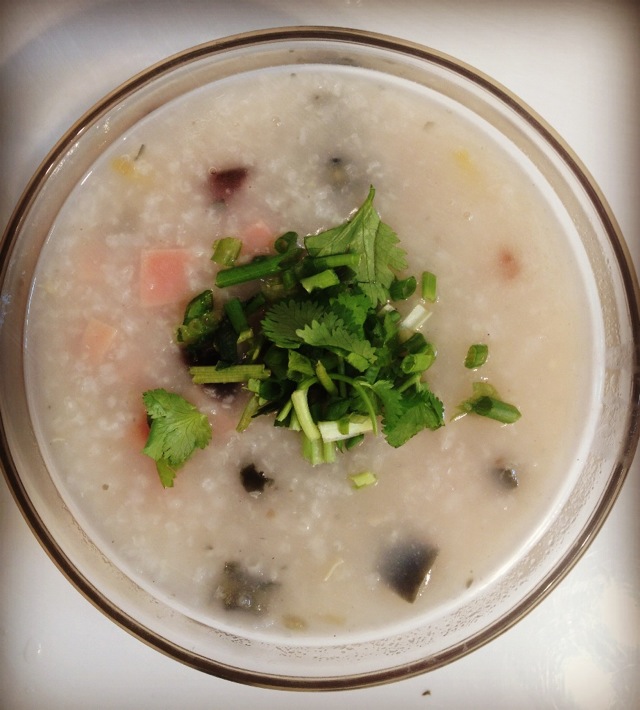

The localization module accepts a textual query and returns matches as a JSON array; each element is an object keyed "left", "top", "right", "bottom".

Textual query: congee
[{"left": 25, "top": 66, "right": 597, "bottom": 638}]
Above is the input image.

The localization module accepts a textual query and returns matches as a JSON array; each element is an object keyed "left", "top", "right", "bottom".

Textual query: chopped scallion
[
  {"left": 322, "top": 440, "right": 337, "bottom": 464},
  {"left": 300, "top": 269, "right": 340, "bottom": 293},
  {"left": 224, "top": 297, "right": 252, "bottom": 343},
  {"left": 470, "top": 396, "right": 521, "bottom": 424},
  {"left": 401, "top": 351, "right": 435, "bottom": 374},
  {"left": 211, "top": 237, "right": 242, "bottom": 266},
  {"left": 421, "top": 270, "right": 437, "bottom": 302},
  {"left": 216, "top": 253, "right": 286, "bottom": 288},
  {"left": 400, "top": 304, "right": 431, "bottom": 333},
  {"left": 308, "top": 253, "right": 361, "bottom": 271},
  {"left": 274, "top": 231, "right": 298, "bottom": 254},
  {"left": 281, "top": 268, "right": 299, "bottom": 292},
  {"left": 464, "top": 343, "right": 489, "bottom": 369},
  {"left": 390, "top": 275, "right": 417, "bottom": 301},
  {"left": 244, "top": 292, "right": 267, "bottom": 316},
  {"left": 349, "top": 470, "right": 378, "bottom": 489}
]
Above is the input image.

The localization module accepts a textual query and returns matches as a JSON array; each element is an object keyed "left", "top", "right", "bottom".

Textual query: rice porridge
[{"left": 25, "top": 66, "right": 597, "bottom": 638}]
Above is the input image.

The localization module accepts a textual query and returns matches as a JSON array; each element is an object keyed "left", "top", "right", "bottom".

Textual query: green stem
[
  {"left": 190, "top": 364, "right": 270, "bottom": 384},
  {"left": 308, "top": 254, "right": 360, "bottom": 271},
  {"left": 315, "top": 360, "right": 338, "bottom": 395},
  {"left": 216, "top": 253, "right": 286, "bottom": 288},
  {"left": 300, "top": 269, "right": 339, "bottom": 293},
  {"left": 236, "top": 394, "right": 260, "bottom": 432},
  {"left": 471, "top": 396, "right": 521, "bottom": 424},
  {"left": 330, "top": 374, "right": 379, "bottom": 437},
  {"left": 291, "top": 388, "right": 321, "bottom": 442}
]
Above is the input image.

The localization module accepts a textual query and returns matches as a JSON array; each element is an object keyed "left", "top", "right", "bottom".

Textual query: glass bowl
[{"left": 0, "top": 27, "right": 638, "bottom": 690}]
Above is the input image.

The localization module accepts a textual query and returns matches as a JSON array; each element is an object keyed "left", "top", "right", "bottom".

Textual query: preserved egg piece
[
  {"left": 216, "top": 561, "right": 276, "bottom": 614},
  {"left": 495, "top": 464, "right": 519, "bottom": 489},
  {"left": 240, "top": 463, "right": 273, "bottom": 494},
  {"left": 208, "top": 167, "right": 248, "bottom": 202},
  {"left": 202, "top": 382, "right": 241, "bottom": 400},
  {"left": 379, "top": 539, "right": 438, "bottom": 603}
]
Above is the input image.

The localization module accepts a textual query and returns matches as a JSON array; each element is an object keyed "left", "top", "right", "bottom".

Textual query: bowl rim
[{"left": 1, "top": 25, "right": 639, "bottom": 691}]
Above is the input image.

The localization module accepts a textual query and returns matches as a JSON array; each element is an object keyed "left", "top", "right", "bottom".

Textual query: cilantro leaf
[
  {"left": 296, "top": 312, "right": 377, "bottom": 372},
  {"left": 382, "top": 387, "right": 445, "bottom": 448},
  {"left": 304, "top": 186, "right": 408, "bottom": 306},
  {"left": 330, "top": 291, "right": 370, "bottom": 337},
  {"left": 371, "top": 379, "right": 404, "bottom": 420},
  {"left": 261, "top": 299, "right": 326, "bottom": 348},
  {"left": 142, "top": 389, "right": 212, "bottom": 487}
]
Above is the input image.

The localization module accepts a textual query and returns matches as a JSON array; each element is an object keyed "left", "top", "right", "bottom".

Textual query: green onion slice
[
  {"left": 212, "top": 237, "right": 242, "bottom": 266},
  {"left": 421, "top": 270, "right": 437, "bottom": 302},
  {"left": 349, "top": 471, "right": 378, "bottom": 489},
  {"left": 470, "top": 395, "right": 521, "bottom": 424},
  {"left": 464, "top": 343, "right": 489, "bottom": 369}
]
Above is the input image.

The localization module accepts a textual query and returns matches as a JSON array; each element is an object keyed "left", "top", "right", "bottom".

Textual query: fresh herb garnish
[
  {"left": 304, "top": 187, "right": 408, "bottom": 307},
  {"left": 162, "top": 186, "right": 519, "bottom": 474},
  {"left": 464, "top": 343, "right": 489, "bottom": 369},
  {"left": 142, "top": 389, "right": 212, "bottom": 487},
  {"left": 349, "top": 470, "right": 378, "bottom": 489},
  {"left": 421, "top": 270, "right": 437, "bottom": 302},
  {"left": 454, "top": 381, "right": 521, "bottom": 424},
  {"left": 211, "top": 237, "right": 242, "bottom": 266}
]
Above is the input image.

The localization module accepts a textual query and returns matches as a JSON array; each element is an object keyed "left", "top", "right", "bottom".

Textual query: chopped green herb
[
  {"left": 236, "top": 393, "right": 261, "bottom": 432},
  {"left": 300, "top": 268, "right": 340, "bottom": 293},
  {"left": 400, "top": 303, "right": 431, "bottom": 333},
  {"left": 142, "top": 389, "right": 212, "bottom": 487},
  {"left": 274, "top": 231, "right": 298, "bottom": 253},
  {"left": 318, "top": 415, "right": 374, "bottom": 442},
  {"left": 211, "top": 237, "right": 242, "bottom": 266},
  {"left": 390, "top": 275, "right": 417, "bottom": 301},
  {"left": 421, "top": 270, "right": 437, "bottom": 302},
  {"left": 152, "top": 187, "right": 521, "bottom": 474},
  {"left": 215, "top": 252, "right": 288, "bottom": 288},
  {"left": 175, "top": 290, "right": 219, "bottom": 348},
  {"left": 464, "top": 343, "right": 489, "bottom": 369},
  {"left": 349, "top": 470, "right": 378, "bottom": 489},
  {"left": 455, "top": 381, "right": 521, "bottom": 424},
  {"left": 304, "top": 186, "right": 408, "bottom": 307},
  {"left": 469, "top": 395, "right": 521, "bottom": 424},
  {"left": 223, "top": 297, "right": 252, "bottom": 343}
]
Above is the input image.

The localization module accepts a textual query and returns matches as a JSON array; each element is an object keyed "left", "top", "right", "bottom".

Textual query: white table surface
[{"left": 1, "top": 2, "right": 638, "bottom": 709}]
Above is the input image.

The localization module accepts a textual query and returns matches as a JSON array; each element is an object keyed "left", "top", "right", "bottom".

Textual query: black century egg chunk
[{"left": 379, "top": 538, "right": 439, "bottom": 603}]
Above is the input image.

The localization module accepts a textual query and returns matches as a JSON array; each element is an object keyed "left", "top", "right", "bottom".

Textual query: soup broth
[{"left": 25, "top": 66, "right": 597, "bottom": 638}]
